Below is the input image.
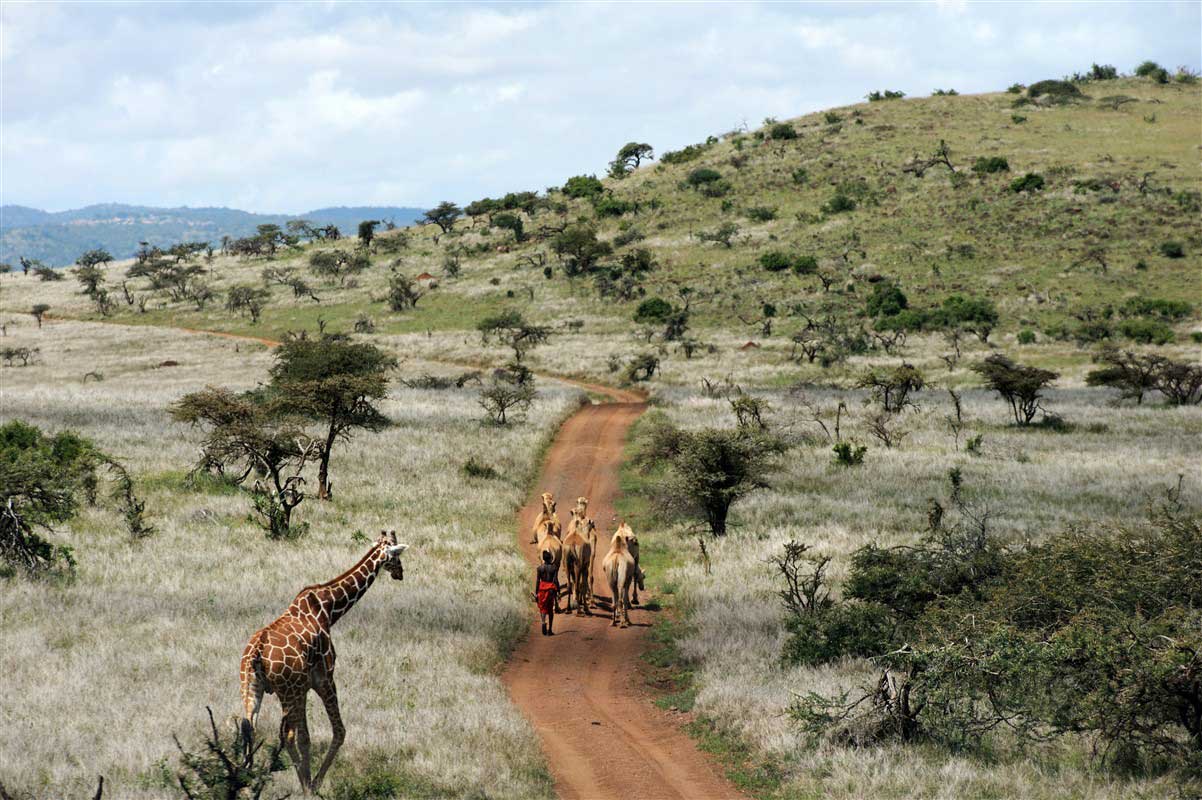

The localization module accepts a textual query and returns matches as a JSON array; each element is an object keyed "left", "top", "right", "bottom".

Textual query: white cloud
[{"left": 1, "top": 1, "right": 1198, "bottom": 213}]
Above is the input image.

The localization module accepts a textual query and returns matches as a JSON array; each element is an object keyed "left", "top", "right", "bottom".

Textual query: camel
[
  {"left": 614, "top": 522, "right": 642, "bottom": 606},
  {"left": 531, "top": 491, "right": 561, "bottom": 544},
  {"left": 535, "top": 512, "right": 564, "bottom": 603},
  {"left": 563, "top": 510, "right": 597, "bottom": 615},
  {"left": 602, "top": 525, "right": 644, "bottom": 628}
]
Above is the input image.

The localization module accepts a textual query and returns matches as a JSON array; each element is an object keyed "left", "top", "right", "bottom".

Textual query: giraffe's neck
[{"left": 295, "top": 543, "right": 388, "bottom": 628}]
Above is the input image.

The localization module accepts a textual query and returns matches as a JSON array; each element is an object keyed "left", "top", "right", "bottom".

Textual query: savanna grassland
[
  {"left": 0, "top": 319, "right": 578, "bottom": 798},
  {"left": 1, "top": 66, "right": 1201, "bottom": 800}
]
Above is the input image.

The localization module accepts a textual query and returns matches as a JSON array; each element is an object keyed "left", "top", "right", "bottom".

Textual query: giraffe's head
[{"left": 378, "top": 530, "right": 408, "bottom": 581}]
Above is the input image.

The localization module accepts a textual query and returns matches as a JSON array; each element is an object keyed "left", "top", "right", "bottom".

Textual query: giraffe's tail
[{"left": 239, "top": 633, "right": 266, "bottom": 756}]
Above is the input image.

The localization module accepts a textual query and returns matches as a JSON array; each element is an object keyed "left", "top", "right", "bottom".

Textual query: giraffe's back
[{"left": 242, "top": 613, "right": 323, "bottom": 695}]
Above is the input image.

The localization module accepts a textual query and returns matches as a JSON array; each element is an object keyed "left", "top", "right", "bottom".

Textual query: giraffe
[{"left": 239, "top": 530, "right": 409, "bottom": 794}]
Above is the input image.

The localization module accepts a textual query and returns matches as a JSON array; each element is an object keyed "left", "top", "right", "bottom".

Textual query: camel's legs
[{"left": 310, "top": 681, "right": 345, "bottom": 792}]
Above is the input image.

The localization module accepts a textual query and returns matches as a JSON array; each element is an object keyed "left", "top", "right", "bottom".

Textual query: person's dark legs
[{"left": 546, "top": 607, "right": 555, "bottom": 635}]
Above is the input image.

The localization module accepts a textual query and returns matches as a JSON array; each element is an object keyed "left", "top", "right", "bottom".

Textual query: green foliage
[
  {"left": 1118, "top": 318, "right": 1174, "bottom": 345},
  {"left": 491, "top": 211, "right": 525, "bottom": 242},
  {"left": 623, "top": 352, "right": 661, "bottom": 383},
  {"left": 478, "top": 373, "right": 535, "bottom": 426},
  {"left": 552, "top": 223, "right": 612, "bottom": 276},
  {"left": 866, "top": 90, "right": 906, "bottom": 102},
  {"left": 1121, "top": 296, "right": 1192, "bottom": 320},
  {"left": 1017, "top": 328, "right": 1036, "bottom": 344},
  {"left": 1027, "top": 79, "right": 1082, "bottom": 99},
  {"left": 856, "top": 363, "right": 924, "bottom": 412},
  {"left": 660, "top": 142, "right": 709, "bottom": 164},
  {"left": 1087, "top": 63, "right": 1119, "bottom": 81},
  {"left": 631, "top": 412, "right": 788, "bottom": 535},
  {"left": 34, "top": 265, "right": 63, "bottom": 281},
  {"left": 593, "top": 194, "right": 635, "bottom": 217},
  {"left": 1009, "top": 172, "right": 1045, "bottom": 193},
  {"left": 793, "top": 255, "right": 818, "bottom": 275},
  {"left": 563, "top": 174, "right": 605, "bottom": 199},
  {"left": 831, "top": 441, "right": 867, "bottom": 467},
  {"left": 386, "top": 271, "right": 424, "bottom": 312},
  {"left": 768, "top": 122, "right": 798, "bottom": 140},
  {"left": 1159, "top": 240, "right": 1185, "bottom": 259},
  {"left": 357, "top": 219, "right": 380, "bottom": 247},
  {"left": 972, "top": 353, "right": 1058, "bottom": 425},
  {"left": 686, "top": 168, "right": 723, "bottom": 187},
  {"left": 782, "top": 602, "right": 894, "bottom": 667},
  {"left": 931, "top": 88, "right": 959, "bottom": 96},
  {"left": 746, "top": 206, "right": 777, "bottom": 222},
  {"left": 477, "top": 310, "right": 552, "bottom": 361},
  {"left": 171, "top": 707, "right": 288, "bottom": 800},
  {"left": 695, "top": 222, "right": 740, "bottom": 248},
  {"left": 420, "top": 201, "right": 462, "bottom": 234},
  {"left": 970, "top": 156, "right": 1010, "bottom": 175},
  {"left": 1134, "top": 60, "right": 1164, "bottom": 77},
  {"left": 634, "top": 297, "right": 674, "bottom": 324},
  {"left": 461, "top": 457, "right": 499, "bottom": 480},
  {"left": 610, "top": 142, "right": 655, "bottom": 178},
  {"left": 758, "top": 251, "right": 794, "bottom": 273},
  {"left": 821, "top": 193, "right": 857, "bottom": 214},
  {"left": 1, "top": 420, "right": 150, "bottom": 576},
  {"left": 225, "top": 285, "right": 270, "bottom": 324},
  {"left": 865, "top": 282, "right": 908, "bottom": 318}
]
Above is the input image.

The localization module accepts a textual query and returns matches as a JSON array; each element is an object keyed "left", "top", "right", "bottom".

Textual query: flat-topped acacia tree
[{"left": 267, "top": 334, "right": 397, "bottom": 500}]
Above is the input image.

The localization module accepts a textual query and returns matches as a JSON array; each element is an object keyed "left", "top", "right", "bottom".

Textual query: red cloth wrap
[{"left": 536, "top": 580, "right": 558, "bottom": 614}]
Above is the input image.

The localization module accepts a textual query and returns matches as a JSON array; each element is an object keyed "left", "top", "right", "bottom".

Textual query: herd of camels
[
  {"left": 531, "top": 492, "right": 646, "bottom": 626},
  {"left": 238, "top": 494, "right": 645, "bottom": 794}
]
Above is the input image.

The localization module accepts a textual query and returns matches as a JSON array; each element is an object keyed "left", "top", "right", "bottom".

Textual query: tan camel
[
  {"left": 614, "top": 522, "right": 642, "bottom": 606},
  {"left": 535, "top": 515, "right": 564, "bottom": 597},
  {"left": 239, "top": 531, "right": 407, "bottom": 794},
  {"left": 563, "top": 510, "right": 596, "bottom": 615},
  {"left": 602, "top": 525, "right": 644, "bottom": 628},
  {"left": 531, "top": 491, "right": 561, "bottom": 544}
]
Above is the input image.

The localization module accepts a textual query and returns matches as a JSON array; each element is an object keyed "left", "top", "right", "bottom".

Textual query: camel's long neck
[{"left": 318, "top": 545, "right": 386, "bottom": 628}]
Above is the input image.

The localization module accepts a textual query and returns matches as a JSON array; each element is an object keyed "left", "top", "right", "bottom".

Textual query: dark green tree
[
  {"left": 267, "top": 335, "right": 396, "bottom": 500},
  {"left": 421, "top": 202, "right": 462, "bottom": 234},
  {"left": 972, "top": 354, "right": 1058, "bottom": 425},
  {"left": 477, "top": 310, "right": 552, "bottom": 361}
]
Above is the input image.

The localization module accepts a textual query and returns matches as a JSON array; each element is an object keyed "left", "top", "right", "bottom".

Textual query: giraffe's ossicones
[{"left": 239, "top": 530, "right": 408, "bottom": 794}]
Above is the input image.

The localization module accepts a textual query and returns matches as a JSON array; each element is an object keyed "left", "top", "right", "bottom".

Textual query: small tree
[
  {"left": 695, "top": 222, "right": 740, "bottom": 248},
  {"left": 552, "top": 223, "right": 612, "bottom": 276},
  {"left": 632, "top": 413, "right": 788, "bottom": 536},
  {"left": 30, "top": 304, "right": 50, "bottom": 328},
  {"left": 226, "top": 285, "right": 270, "bottom": 324},
  {"left": 267, "top": 335, "right": 396, "bottom": 500},
  {"left": 1153, "top": 359, "right": 1202, "bottom": 405},
  {"left": 972, "top": 354, "right": 1058, "bottom": 425},
  {"left": 386, "top": 271, "right": 424, "bottom": 312},
  {"left": 609, "top": 142, "right": 654, "bottom": 177},
  {"left": 479, "top": 375, "right": 535, "bottom": 425},
  {"left": 477, "top": 310, "right": 552, "bottom": 361},
  {"left": 856, "top": 364, "right": 925, "bottom": 412},
  {"left": 623, "top": 352, "right": 660, "bottom": 383},
  {"left": 34, "top": 265, "right": 63, "bottom": 281},
  {"left": 172, "top": 706, "right": 288, "bottom": 800},
  {"left": 421, "top": 201, "right": 462, "bottom": 234},
  {"left": 171, "top": 388, "right": 318, "bottom": 539},
  {"left": 1085, "top": 346, "right": 1162, "bottom": 404},
  {"left": 357, "top": 219, "right": 380, "bottom": 248},
  {"left": 492, "top": 211, "right": 525, "bottom": 242},
  {"left": 76, "top": 248, "right": 114, "bottom": 270}
]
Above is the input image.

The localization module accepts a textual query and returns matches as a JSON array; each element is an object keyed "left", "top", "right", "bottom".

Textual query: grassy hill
[{"left": 4, "top": 75, "right": 1196, "bottom": 390}]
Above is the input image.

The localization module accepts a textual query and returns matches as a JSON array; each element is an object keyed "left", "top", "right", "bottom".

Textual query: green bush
[
  {"left": 1120, "top": 296, "right": 1192, "bottom": 321},
  {"left": 822, "top": 193, "right": 857, "bottom": 214},
  {"left": 781, "top": 602, "right": 894, "bottom": 666},
  {"left": 832, "top": 441, "right": 867, "bottom": 467},
  {"left": 746, "top": 206, "right": 777, "bottom": 222},
  {"left": 769, "top": 122, "right": 798, "bottom": 140},
  {"left": 634, "top": 297, "right": 674, "bottom": 324},
  {"left": 461, "top": 457, "right": 499, "bottom": 480},
  {"left": 1027, "top": 79, "right": 1082, "bottom": 99},
  {"left": 660, "top": 142, "right": 709, "bottom": 164},
  {"left": 791, "top": 167, "right": 809, "bottom": 185},
  {"left": 686, "top": 167, "right": 723, "bottom": 186},
  {"left": 562, "top": 174, "right": 604, "bottom": 199},
  {"left": 593, "top": 195, "right": 635, "bottom": 217},
  {"left": 1010, "top": 172, "right": 1045, "bottom": 193},
  {"left": 866, "top": 90, "right": 906, "bottom": 102},
  {"left": 971, "top": 156, "right": 1010, "bottom": 174},
  {"left": 865, "top": 282, "right": 908, "bottom": 318},
  {"left": 1017, "top": 329, "right": 1036, "bottom": 345},
  {"left": 759, "top": 251, "right": 794, "bottom": 272},
  {"left": 1159, "top": 240, "right": 1185, "bottom": 258},
  {"left": 793, "top": 255, "right": 819, "bottom": 275},
  {"left": 1087, "top": 63, "right": 1118, "bottom": 80},
  {"left": 1134, "top": 60, "right": 1163, "bottom": 77},
  {"left": 1119, "top": 318, "right": 1174, "bottom": 345}
]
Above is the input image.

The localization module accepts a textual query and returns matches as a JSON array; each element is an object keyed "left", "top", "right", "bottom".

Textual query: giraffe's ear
[{"left": 385, "top": 543, "right": 408, "bottom": 557}]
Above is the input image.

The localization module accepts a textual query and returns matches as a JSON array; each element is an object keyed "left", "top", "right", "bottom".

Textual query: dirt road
[{"left": 503, "top": 390, "right": 743, "bottom": 800}]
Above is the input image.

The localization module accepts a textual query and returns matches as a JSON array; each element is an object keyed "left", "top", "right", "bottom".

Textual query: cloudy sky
[{"left": 2, "top": 1, "right": 1198, "bottom": 214}]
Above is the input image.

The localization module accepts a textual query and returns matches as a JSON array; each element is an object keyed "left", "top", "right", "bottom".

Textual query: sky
[{"left": 2, "top": 1, "right": 1199, "bottom": 214}]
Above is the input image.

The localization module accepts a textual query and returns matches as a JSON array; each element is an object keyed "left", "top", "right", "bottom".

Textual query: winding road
[{"left": 503, "top": 385, "right": 743, "bottom": 800}]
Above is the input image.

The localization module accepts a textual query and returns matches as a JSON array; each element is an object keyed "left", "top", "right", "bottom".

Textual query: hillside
[
  {"left": 2, "top": 75, "right": 1199, "bottom": 387},
  {"left": 0, "top": 203, "right": 424, "bottom": 266}
]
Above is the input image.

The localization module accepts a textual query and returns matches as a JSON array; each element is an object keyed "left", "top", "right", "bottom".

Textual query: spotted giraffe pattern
[{"left": 240, "top": 530, "right": 407, "bottom": 794}]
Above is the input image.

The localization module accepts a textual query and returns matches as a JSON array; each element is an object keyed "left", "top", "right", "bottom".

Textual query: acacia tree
[
  {"left": 632, "top": 412, "right": 788, "bottom": 536},
  {"left": 972, "top": 354, "right": 1058, "bottom": 425},
  {"left": 171, "top": 388, "right": 318, "bottom": 538},
  {"left": 477, "top": 310, "right": 553, "bottom": 361},
  {"left": 421, "top": 201, "right": 462, "bottom": 234},
  {"left": 552, "top": 223, "right": 612, "bottom": 277},
  {"left": 609, "top": 142, "right": 654, "bottom": 177},
  {"left": 357, "top": 220, "right": 380, "bottom": 248},
  {"left": 30, "top": 304, "right": 49, "bottom": 328},
  {"left": 266, "top": 335, "right": 396, "bottom": 500}
]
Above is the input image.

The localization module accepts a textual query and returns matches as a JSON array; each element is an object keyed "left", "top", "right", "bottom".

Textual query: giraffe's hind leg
[
  {"left": 310, "top": 680, "right": 345, "bottom": 792},
  {"left": 279, "top": 695, "right": 312, "bottom": 794}
]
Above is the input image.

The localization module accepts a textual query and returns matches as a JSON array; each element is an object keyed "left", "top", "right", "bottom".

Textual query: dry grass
[
  {"left": 0, "top": 318, "right": 576, "bottom": 798},
  {"left": 629, "top": 384, "right": 1201, "bottom": 799}
]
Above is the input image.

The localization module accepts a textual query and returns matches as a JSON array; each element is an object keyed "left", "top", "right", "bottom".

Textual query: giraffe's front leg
[{"left": 310, "top": 680, "right": 345, "bottom": 792}]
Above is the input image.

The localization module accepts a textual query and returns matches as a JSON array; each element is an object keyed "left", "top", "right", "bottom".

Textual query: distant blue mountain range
[{"left": 0, "top": 203, "right": 426, "bottom": 266}]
